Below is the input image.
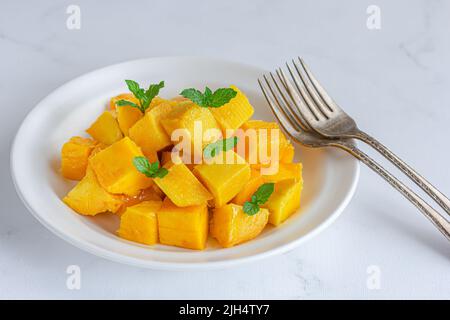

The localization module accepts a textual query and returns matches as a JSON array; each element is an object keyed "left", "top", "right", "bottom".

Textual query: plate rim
[{"left": 10, "top": 56, "right": 360, "bottom": 270}]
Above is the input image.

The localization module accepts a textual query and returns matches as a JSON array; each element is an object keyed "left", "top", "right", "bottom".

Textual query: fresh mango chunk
[
  {"left": 240, "top": 120, "right": 290, "bottom": 165},
  {"left": 89, "top": 137, "right": 153, "bottom": 196},
  {"left": 61, "top": 136, "right": 97, "bottom": 180},
  {"left": 157, "top": 198, "right": 208, "bottom": 250},
  {"left": 262, "top": 163, "right": 302, "bottom": 183},
  {"left": 86, "top": 111, "right": 123, "bottom": 145},
  {"left": 161, "top": 102, "right": 221, "bottom": 154},
  {"left": 63, "top": 167, "right": 123, "bottom": 216},
  {"left": 110, "top": 93, "right": 139, "bottom": 111},
  {"left": 117, "top": 106, "right": 143, "bottom": 136},
  {"left": 280, "top": 142, "right": 295, "bottom": 163},
  {"left": 153, "top": 161, "right": 212, "bottom": 207},
  {"left": 211, "top": 203, "right": 269, "bottom": 247},
  {"left": 129, "top": 101, "right": 173, "bottom": 154},
  {"left": 232, "top": 169, "right": 264, "bottom": 205},
  {"left": 263, "top": 179, "right": 302, "bottom": 226},
  {"left": 193, "top": 151, "right": 251, "bottom": 207},
  {"left": 209, "top": 85, "right": 254, "bottom": 132},
  {"left": 117, "top": 200, "right": 162, "bottom": 245}
]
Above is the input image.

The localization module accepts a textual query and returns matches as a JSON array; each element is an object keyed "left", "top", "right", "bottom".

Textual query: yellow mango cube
[
  {"left": 280, "top": 143, "right": 295, "bottom": 163},
  {"left": 262, "top": 163, "right": 302, "bottom": 183},
  {"left": 109, "top": 93, "right": 139, "bottom": 111},
  {"left": 240, "top": 120, "right": 290, "bottom": 165},
  {"left": 63, "top": 167, "right": 123, "bottom": 216},
  {"left": 153, "top": 161, "right": 212, "bottom": 207},
  {"left": 211, "top": 203, "right": 269, "bottom": 247},
  {"left": 263, "top": 179, "right": 302, "bottom": 226},
  {"left": 161, "top": 102, "right": 221, "bottom": 153},
  {"left": 117, "top": 200, "right": 162, "bottom": 245},
  {"left": 193, "top": 151, "right": 251, "bottom": 207},
  {"left": 61, "top": 136, "right": 97, "bottom": 180},
  {"left": 117, "top": 106, "right": 143, "bottom": 136},
  {"left": 209, "top": 85, "right": 254, "bottom": 132},
  {"left": 86, "top": 111, "right": 123, "bottom": 145},
  {"left": 129, "top": 101, "right": 173, "bottom": 154},
  {"left": 232, "top": 169, "right": 264, "bottom": 205},
  {"left": 89, "top": 137, "right": 153, "bottom": 196},
  {"left": 157, "top": 198, "right": 209, "bottom": 250}
]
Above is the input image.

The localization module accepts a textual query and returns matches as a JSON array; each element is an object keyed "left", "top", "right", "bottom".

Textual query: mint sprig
[
  {"left": 117, "top": 80, "right": 165, "bottom": 113},
  {"left": 180, "top": 87, "right": 237, "bottom": 108},
  {"left": 133, "top": 157, "right": 168, "bottom": 178},
  {"left": 203, "top": 136, "right": 238, "bottom": 159},
  {"left": 243, "top": 183, "right": 275, "bottom": 215}
]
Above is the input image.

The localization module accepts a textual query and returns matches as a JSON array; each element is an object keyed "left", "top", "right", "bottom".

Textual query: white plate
[{"left": 11, "top": 57, "right": 359, "bottom": 270}]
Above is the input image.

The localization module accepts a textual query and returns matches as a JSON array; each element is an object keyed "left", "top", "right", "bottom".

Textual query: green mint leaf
[
  {"left": 253, "top": 183, "right": 275, "bottom": 205},
  {"left": 141, "top": 81, "right": 165, "bottom": 111},
  {"left": 125, "top": 80, "right": 141, "bottom": 96},
  {"left": 116, "top": 99, "right": 141, "bottom": 110},
  {"left": 180, "top": 88, "right": 207, "bottom": 107},
  {"left": 203, "top": 136, "right": 239, "bottom": 159},
  {"left": 153, "top": 167, "right": 169, "bottom": 179},
  {"left": 180, "top": 87, "right": 237, "bottom": 108},
  {"left": 208, "top": 88, "right": 237, "bottom": 108},
  {"left": 133, "top": 156, "right": 151, "bottom": 176},
  {"left": 243, "top": 201, "right": 260, "bottom": 215},
  {"left": 133, "top": 158, "right": 167, "bottom": 179}
]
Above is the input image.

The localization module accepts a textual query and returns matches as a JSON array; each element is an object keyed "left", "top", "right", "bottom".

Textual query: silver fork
[
  {"left": 258, "top": 74, "right": 450, "bottom": 242},
  {"left": 277, "top": 57, "right": 450, "bottom": 216}
]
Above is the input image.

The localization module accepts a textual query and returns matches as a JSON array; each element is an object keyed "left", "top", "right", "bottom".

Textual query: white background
[{"left": 1, "top": 0, "right": 449, "bottom": 299}]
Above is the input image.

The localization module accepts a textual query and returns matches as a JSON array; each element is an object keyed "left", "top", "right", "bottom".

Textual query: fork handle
[
  {"left": 354, "top": 130, "right": 450, "bottom": 216},
  {"left": 334, "top": 140, "right": 450, "bottom": 241}
]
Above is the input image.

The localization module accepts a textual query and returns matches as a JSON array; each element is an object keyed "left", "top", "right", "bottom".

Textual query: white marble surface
[{"left": 1, "top": 0, "right": 449, "bottom": 299}]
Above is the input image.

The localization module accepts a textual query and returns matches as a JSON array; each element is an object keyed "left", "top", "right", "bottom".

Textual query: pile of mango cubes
[{"left": 61, "top": 86, "right": 303, "bottom": 249}]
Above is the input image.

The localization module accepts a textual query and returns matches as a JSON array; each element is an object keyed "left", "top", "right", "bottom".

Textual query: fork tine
[
  {"left": 258, "top": 79, "right": 300, "bottom": 138},
  {"left": 276, "top": 67, "right": 320, "bottom": 127},
  {"left": 285, "top": 62, "right": 327, "bottom": 120},
  {"left": 267, "top": 73, "right": 310, "bottom": 131},
  {"left": 291, "top": 59, "right": 333, "bottom": 116},
  {"left": 262, "top": 75, "right": 306, "bottom": 132},
  {"left": 298, "top": 57, "right": 339, "bottom": 113}
]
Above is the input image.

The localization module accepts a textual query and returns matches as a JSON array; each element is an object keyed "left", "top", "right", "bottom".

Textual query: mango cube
[
  {"left": 86, "top": 111, "right": 123, "bottom": 145},
  {"left": 117, "top": 106, "right": 143, "bottom": 136},
  {"left": 161, "top": 102, "right": 221, "bottom": 154},
  {"left": 129, "top": 101, "right": 173, "bottom": 154},
  {"left": 232, "top": 169, "right": 264, "bottom": 205},
  {"left": 61, "top": 136, "right": 97, "bottom": 180},
  {"left": 153, "top": 161, "right": 212, "bottom": 207},
  {"left": 157, "top": 198, "right": 209, "bottom": 250},
  {"left": 262, "top": 163, "right": 302, "bottom": 183},
  {"left": 209, "top": 85, "right": 254, "bottom": 132},
  {"left": 117, "top": 200, "right": 162, "bottom": 245},
  {"left": 280, "top": 143, "right": 295, "bottom": 163},
  {"left": 263, "top": 179, "right": 302, "bottom": 226},
  {"left": 63, "top": 167, "right": 123, "bottom": 216},
  {"left": 193, "top": 151, "right": 251, "bottom": 207},
  {"left": 211, "top": 204, "right": 269, "bottom": 247},
  {"left": 89, "top": 137, "right": 153, "bottom": 196},
  {"left": 240, "top": 120, "right": 290, "bottom": 165}
]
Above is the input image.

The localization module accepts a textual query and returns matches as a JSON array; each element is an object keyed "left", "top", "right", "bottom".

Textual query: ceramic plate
[{"left": 11, "top": 57, "right": 359, "bottom": 270}]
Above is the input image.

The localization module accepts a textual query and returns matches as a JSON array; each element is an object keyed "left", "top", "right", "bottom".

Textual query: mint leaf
[
  {"left": 123, "top": 80, "right": 165, "bottom": 113},
  {"left": 133, "top": 157, "right": 167, "bottom": 178},
  {"left": 203, "top": 136, "right": 239, "bottom": 159},
  {"left": 133, "top": 156, "right": 151, "bottom": 174},
  {"left": 243, "top": 201, "right": 260, "bottom": 216},
  {"left": 253, "top": 183, "right": 275, "bottom": 205},
  {"left": 209, "top": 88, "right": 237, "bottom": 108},
  {"left": 116, "top": 99, "right": 141, "bottom": 110},
  {"left": 180, "top": 87, "right": 237, "bottom": 108},
  {"left": 180, "top": 88, "right": 206, "bottom": 107},
  {"left": 242, "top": 183, "right": 274, "bottom": 215}
]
